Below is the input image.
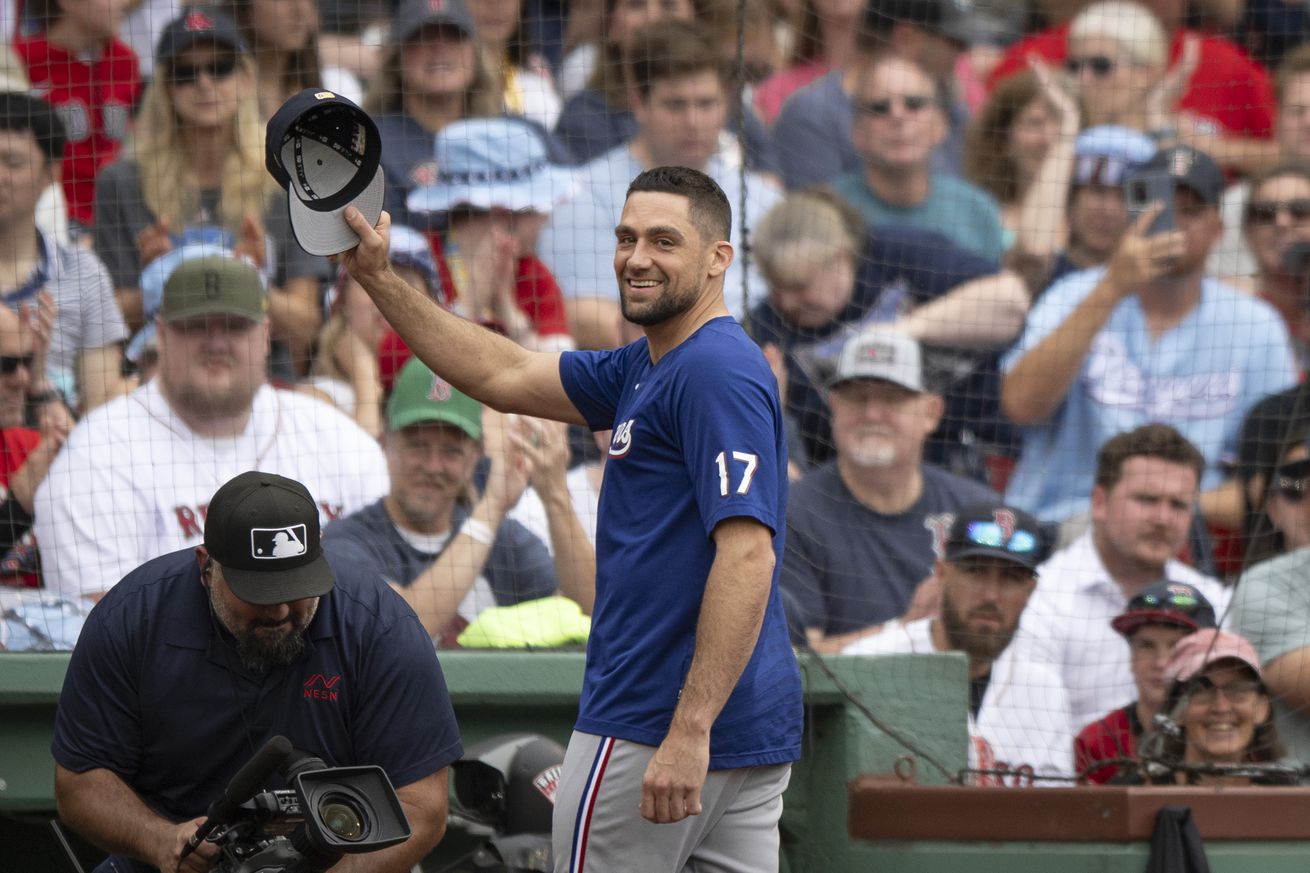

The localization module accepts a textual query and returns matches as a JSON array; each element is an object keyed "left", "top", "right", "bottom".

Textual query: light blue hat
[
  {"left": 1073, "top": 125, "right": 1157, "bottom": 187},
  {"left": 128, "top": 243, "right": 267, "bottom": 363},
  {"left": 406, "top": 117, "right": 576, "bottom": 216}
]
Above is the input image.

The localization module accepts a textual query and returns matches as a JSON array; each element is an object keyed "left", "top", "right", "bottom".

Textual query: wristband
[{"left": 459, "top": 517, "right": 495, "bottom": 546}]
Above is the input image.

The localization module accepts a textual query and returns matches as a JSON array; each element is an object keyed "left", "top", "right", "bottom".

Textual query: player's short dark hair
[
  {"left": 1094, "top": 424, "right": 1206, "bottom": 492},
  {"left": 626, "top": 166, "right": 732, "bottom": 244},
  {"left": 0, "top": 92, "right": 67, "bottom": 164},
  {"left": 626, "top": 20, "right": 725, "bottom": 101}
]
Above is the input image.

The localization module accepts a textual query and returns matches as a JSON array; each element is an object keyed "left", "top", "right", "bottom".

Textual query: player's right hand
[
  {"left": 337, "top": 207, "right": 393, "bottom": 287},
  {"left": 159, "top": 816, "right": 218, "bottom": 873},
  {"left": 1106, "top": 204, "right": 1186, "bottom": 293}
]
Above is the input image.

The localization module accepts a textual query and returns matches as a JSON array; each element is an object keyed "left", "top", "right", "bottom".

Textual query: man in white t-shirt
[
  {"left": 33, "top": 254, "right": 389, "bottom": 609},
  {"left": 1014, "top": 424, "right": 1231, "bottom": 733},
  {"left": 846, "top": 500, "right": 1074, "bottom": 784}
]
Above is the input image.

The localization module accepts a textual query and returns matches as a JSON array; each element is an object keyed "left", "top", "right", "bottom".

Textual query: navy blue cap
[
  {"left": 266, "top": 88, "right": 385, "bottom": 256},
  {"left": 155, "top": 7, "right": 246, "bottom": 64}
]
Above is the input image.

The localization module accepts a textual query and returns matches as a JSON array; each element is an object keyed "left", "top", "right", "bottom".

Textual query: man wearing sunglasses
[
  {"left": 845, "top": 501, "right": 1075, "bottom": 785},
  {"left": 832, "top": 53, "right": 1005, "bottom": 261},
  {"left": 1002, "top": 146, "right": 1298, "bottom": 527},
  {"left": 1075, "top": 579, "right": 1216, "bottom": 784},
  {"left": 1232, "top": 449, "right": 1310, "bottom": 766}
]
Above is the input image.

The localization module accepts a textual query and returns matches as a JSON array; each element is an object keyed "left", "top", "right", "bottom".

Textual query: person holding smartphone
[{"left": 1000, "top": 145, "right": 1298, "bottom": 533}]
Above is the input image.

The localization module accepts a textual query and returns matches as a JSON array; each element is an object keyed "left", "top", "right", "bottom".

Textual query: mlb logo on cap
[
  {"left": 266, "top": 88, "right": 385, "bottom": 256},
  {"left": 251, "top": 524, "right": 309, "bottom": 559}
]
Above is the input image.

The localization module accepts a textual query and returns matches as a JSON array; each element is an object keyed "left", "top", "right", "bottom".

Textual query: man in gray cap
[
  {"left": 34, "top": 253, "right": 388, "bottom": 605},
  {"left": 1002, "top": 144, "right": 1298, "bottom": 529},
  {"left": 780, "top": 327, "right": 994, "bottom": 652},
  {"left": 52, "top": 471, "right": 462, "bottom": 873}
]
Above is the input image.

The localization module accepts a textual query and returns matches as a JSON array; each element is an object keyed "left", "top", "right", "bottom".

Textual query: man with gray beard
[
  {"left": 779, "top": 328, "right": 994, "bottom": 653},
  {"left": 844, "top": 502, "right": 1076, "bottom": 783}
]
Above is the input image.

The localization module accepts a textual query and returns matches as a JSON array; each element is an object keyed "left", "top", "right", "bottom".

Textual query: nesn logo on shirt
[
  {"left": 609, "top": 420, "right": 634, "bottom": 457},
  {"left": 250, "top": 525, "right": 309, "bottom": 559}
]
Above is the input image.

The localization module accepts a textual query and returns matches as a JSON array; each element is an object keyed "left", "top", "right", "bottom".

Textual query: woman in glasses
[
  {"left": 93, "top": 9, "right": 328, "bottom": 379},
  {"left": 1123, "top": 630, "right": 1295, "bottom": 785}
]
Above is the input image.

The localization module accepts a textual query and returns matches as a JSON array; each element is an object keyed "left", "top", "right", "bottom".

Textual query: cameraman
[{"left": 51, "top": 471, "right": 463, "bottom": 873}]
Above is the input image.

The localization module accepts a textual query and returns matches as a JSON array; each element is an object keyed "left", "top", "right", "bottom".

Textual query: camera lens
[{"left": 319, "top": 796, "right": 366, "bottom": 842}]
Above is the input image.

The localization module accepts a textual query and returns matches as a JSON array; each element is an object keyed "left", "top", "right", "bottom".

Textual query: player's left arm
[
  {"left": 329, "top": 769, "right": 449, "bottom": 872},
  {"left": 640, "top": 515, "right": 774, "bottom": 825}
]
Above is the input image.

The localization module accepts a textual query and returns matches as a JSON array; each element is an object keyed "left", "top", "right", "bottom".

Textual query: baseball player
[
  {"left": 34, "top": 253, "right": 388, "bottom": 606},
  {"left": 340, "top": 166, "right": 802, "bottom": 873},
  {"left": 846, "top": 502, "right": 1075, "bottom": 784}
]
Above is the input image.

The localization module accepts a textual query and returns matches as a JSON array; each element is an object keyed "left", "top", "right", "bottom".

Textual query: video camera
[{"left": 186, "top": 735, "right": 412, "bottom": 873}]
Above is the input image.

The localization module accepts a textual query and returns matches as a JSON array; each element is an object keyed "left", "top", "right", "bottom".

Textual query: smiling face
[
  {"left": 400, "top": 24, "right": 477, "bottom": 98},
  {"left": 1180, "top": 662, "right": 1271, "bottom": 765},
  {"left": 613, "top": 190, "right": 729, "bottom": 327},
  {"left": 383, "top": 422, "right": 481, "bottom": 533},
  {"left": 766, "top": 246, "right": 856, "bottom": 329}
]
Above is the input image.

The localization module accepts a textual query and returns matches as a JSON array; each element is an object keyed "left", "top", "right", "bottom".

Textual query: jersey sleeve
[
  {"left": 558, "top": 344, "right": 636, "bottom": 432},
  {"left": 352, "top": 607, "right": 464, "bottom": 787},
  {"left": 674, "top": 343, "right": 784, "bottom": 537}
]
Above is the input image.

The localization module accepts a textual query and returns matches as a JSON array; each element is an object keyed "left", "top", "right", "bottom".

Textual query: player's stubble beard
[
  {"left": 619, "top": 262, "right": 703, "bottom": 327},
  {"left": 209, "top": 584, "right": 318, "bottom": 672}
]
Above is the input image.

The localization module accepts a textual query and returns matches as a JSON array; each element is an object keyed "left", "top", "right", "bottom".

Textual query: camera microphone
[{"left": 181, "top": 735, "right": 294, "bottom": 862}]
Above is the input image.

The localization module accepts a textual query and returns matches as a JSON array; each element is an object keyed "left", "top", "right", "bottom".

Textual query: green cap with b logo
[{"left": 160, "top": 255, "right": 268, "bottom": 323}]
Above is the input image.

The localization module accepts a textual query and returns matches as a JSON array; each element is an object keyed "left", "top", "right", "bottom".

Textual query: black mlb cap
[
  {"left": 155, "top": 7, "right": 245, "bottom": 64},
  {"left": 204, "top": 471, "right": 335, "bottom": 605},
  {"left": 266, "top": 88, "right": 385, "bottom": 256},
  {"left": 943, "top": 502, "right": 1047, "bottom": 571}
]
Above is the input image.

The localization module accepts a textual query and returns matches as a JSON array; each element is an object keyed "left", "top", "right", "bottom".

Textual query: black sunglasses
[
  {"left": 962, "top": 521, "right": 1041, "bottom": 555},
  {"left": 170, "top": 55, "right": 239, "bottom": 86},
  {"left": 0, "top": 354, "right": 32, "bottom": 374},
  {"left": 1065, "top": 55, "right": 1116, "bottom": 77},
  {"left": 856, "top": 95, "right": 935, "bottom": 117},
  {"left": 1275, "top": 459, "right": 1310, "bottom": 502},
  {"left": 1246, "top": 198, "right": 1310, "bottom": 226}
]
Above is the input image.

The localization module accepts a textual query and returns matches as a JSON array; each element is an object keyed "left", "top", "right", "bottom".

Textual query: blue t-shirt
[
  {"left": 324, "top": 498, "right": 558, "bottom": 609},
  {"left": 770, "top": 71, "right": 966, "bottom": 191},
  {"left": 831, "top": 171, "right": 1007, "bottom": 262},
  {"left": 1002, "top": 269, "right": 1300, "bottom": 521},
  {"left": 745, "top": 226, "right": 1009, "bottom": 470},
  {"left": 52, "top": 544, "right": 462, "bottom": 843},
  {"left": 559, "top": 318, "right": 802, "bottom": 768},
  {"left": 782, "top": 461, "right": 996, "bottom": 636}
]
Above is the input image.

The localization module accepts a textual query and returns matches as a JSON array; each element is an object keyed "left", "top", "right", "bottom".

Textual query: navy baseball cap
[
  {"left": 204, "top": 471, "right": 335, "bottom": 605},
  {"left": 943, "top": 502, "right": 1047, "bottom": 571},
  {"left": 1130, "top": 145, "right": 1225, "bottom": 206},
  {"left": 266, "top": 88, "right": 385, "bottom": 256},
  {"left": 155, "top": 7, "right": 245, "bottom": 64},
  {"left": 1111, "top": 580, "right": 1217, "bottom": 639}
]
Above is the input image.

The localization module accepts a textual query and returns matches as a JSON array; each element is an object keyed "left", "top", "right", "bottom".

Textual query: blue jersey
[
  {"left": 52, "top": 543, "right": 462, "bottom": 830},
  {"left": 560, "top": 317, "right": 803, "bottom": 768}
]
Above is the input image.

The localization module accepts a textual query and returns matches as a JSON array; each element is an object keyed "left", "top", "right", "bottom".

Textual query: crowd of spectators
[{"left": 1, "top": 0, "right": 1310, "bottom": 786}]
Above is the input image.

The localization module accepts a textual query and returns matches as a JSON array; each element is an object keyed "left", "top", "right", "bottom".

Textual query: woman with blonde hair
[{"left": 93, "top": 8, "right": 328, "bottom": 378}]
